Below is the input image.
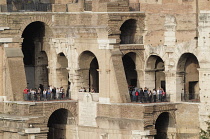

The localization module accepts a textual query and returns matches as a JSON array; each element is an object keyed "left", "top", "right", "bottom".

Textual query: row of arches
[
  {"left": 47, "top": 108, "right": 174, "bottom": 139},
  {"left": 122, "top": 52, "right": 199, "bottom": 101},
  {"left": 21, "top": 21, "right": 200, "bottom": 101},
  {"left": 21, "top": 21, "right": 99, "bottom": 92}
]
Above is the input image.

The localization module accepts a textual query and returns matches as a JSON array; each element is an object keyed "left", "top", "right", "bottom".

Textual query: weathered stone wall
[
  {"left": 176, "top": 103, "right": 200, "bottom": 139},
  {"left": 0, "top": 0, "right": 210, "bottom": 138}
]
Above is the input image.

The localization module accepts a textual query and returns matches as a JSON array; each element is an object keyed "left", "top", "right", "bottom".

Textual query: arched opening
[
  {"left": 56, "top": 53, "right": 69, "bottom": 92},
  {"left": 47, "top": 108, "right": 74, "bottom": 139},
  {"left": 84, "top": 0, "right": 92, "bottom": 11},
  {"left": 79, "top": 51, "right": 99, "bottom": 92},
  {"left": 122, "top": 52, "right": 138, "bottom": 87},
  {"left": 22, "top": 21, "right": 48, "bottom": 89},
  {"left": 155, "top": 112, "right": 175, "bottom": 139},
  {"left": 177, "top": 53, "right": 200, "bottom": 102},
  {"left": 146, "top": 55, "right": 165, "bottom": 91},
  {"left": 120, "top": 19, "right": 138, "bottom": 44}
]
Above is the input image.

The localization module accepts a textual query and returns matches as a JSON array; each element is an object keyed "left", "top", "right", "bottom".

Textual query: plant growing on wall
[{"left": 200, "top": 116, "right": 210, "bottom": 139}]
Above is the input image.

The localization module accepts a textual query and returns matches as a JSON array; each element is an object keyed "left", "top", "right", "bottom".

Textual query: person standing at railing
[
  {"left": 148, "top": 89, "right": 152, "bottom": 103},
  {"left": 134, "top": 87, "right": 139, "bottom": 102},
  {"left": 143, "top": 87, "right": 148, "bottom": 103},
  {"left": 30, "top": 89, "right": 35, "bottom": 101},
  {"left": 47, "top": 88, "right": 51, "bottom": 100},
  {"left": 56, "top": 88, "right": 60, "bottom": 99},
  {"left": 158, "top": 87, "right": 163, "bottom": 102},
  {"left": 153, "top": 89, "right": 157, "bottom": 102},
  {"left": 37, "top": 88, "right": 41, "bottom": 101},
  {"left": 131, "top": 88, "right": 136, "bottom": 102},
  {"left": 139, "top": 88, "right": 144, "bottom": 103},
  {"left": 23, "top": 87, "right": 29, "bottom": 101},
  {"left": 162, "top": 90, "right": 166, "bottom": 102},
  {"left": 43, "top": 89, "right": 47, "bottom": 101},
  {"left": 52, "top": 87, "right": 56, "bottom": 100}
]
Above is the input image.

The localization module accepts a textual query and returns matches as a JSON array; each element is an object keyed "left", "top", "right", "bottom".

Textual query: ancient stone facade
[{"left": 0, "top": 0, "right": 209, "bottom": 138}]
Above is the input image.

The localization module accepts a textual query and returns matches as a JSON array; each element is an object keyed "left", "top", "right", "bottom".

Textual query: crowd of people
[
  {"left": 129, "top": 86, "right": 167, "bottom": 103},
  {"left": 23, "top": 84, "right": 70, "bottom": 101},
  {"left": 79, "top": 87, "right": 96, "bottom": 93}
]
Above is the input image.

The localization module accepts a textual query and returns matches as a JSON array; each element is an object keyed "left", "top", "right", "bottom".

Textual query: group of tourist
[
  {"left": 129, "top": 86, "right": 167, "bottom": 103},
  {"left": 79, "top": 87, "right": 96, "bottom": 93},
  {"left": 23, "top": 84, "right": 70, "bottom": 101}
]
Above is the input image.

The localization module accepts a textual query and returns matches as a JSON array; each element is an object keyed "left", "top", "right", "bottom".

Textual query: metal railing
[
  {"left": 1, "top": 3, "right": 52, "bottom": 12},
  {"left": 131, "top": 94, "right": 170, "bottom": 103},
  {"left": 181, "top": 93, "right": 200, "bottom": 102},
  {"left": 129, "top": 3, "right": 140, "bottom": 11}
]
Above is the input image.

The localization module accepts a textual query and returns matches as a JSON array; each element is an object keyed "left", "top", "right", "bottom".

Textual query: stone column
[
  {"left": 99, "top": 68, "right": 110, "bottom": 103},
  {"left": 0, "top": 44, "right": 3, "bottom": 97},
  {"left": 144, "top": 70, "right": 155, "bottom": 90},
  {"left": 0, "top": 0, "right": 6, "bottom": 5},
  {"left": 198, "top": 68, "right": 210, "bottom": 130},
  {"left": 79, "top": 69, "right": 90, "bottom": 91},
  {"left": 47, "top": 44, "right": 57, "bottom": 88},
  {"left": 70, "top": 69, "right": 82, "bottom": 100},
  {"left": 167, "top": 127, "right": 177, "bottom": 139},
  {"left": 164, "top": 70, "right": 178, "bottom": 102},
  {"left": 175, "top": 72, "right": 185, "bottom": 102},
  {"left": 136, "top": 69, "right": 144, "bottom": 88}
]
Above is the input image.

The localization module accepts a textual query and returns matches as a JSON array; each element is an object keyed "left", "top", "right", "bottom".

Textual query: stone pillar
[
  {"left": 136, "top": 69, "right": 144, "bottom": 88},
  {"left": 99, "top": 68, "right": 110, "bottom": 103},
  {"left": 164, "top": 15, "right": 176, "bottom": 46},
  {"left": 167, "top": 127, "right": 177, "bottom": 139},
  {"left": 0, "top": 44, "right": 3, "bottom": 97},
  {"left": 144, "top": 70, "right": 155, "bottom": 90},
  {"left": 4, "top": 47, "right": 26, "bottom": 101},
  {"left": 164, "top": 70, "right": 178, "bottom": 102},
  {"left": 70, "top": 69, "right": 82, "bottom": 100},
  {"left": 79, "top": 69, "right": 90, "bottom": 91},
  {"left": 47, "top": 46, "right": 57, "bottom": 88},
  {"left": 175, "top": 72, "right": 185, "bottom": 102},
  {"left": 0, "top": 0, "right": 6, "bottom": 5},
  {"left": 198, "top": 68, "right": 210, "bottom": 130}
]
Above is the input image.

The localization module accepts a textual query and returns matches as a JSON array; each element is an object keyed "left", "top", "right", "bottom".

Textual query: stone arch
[
  {"left": 145, "top": 55, "right": 165, "bottom": 91},
  {"left": 154, "top": 112, "right": 176, "bottom": 139},
  {"left": 21, "top": 21, "right": 50, "bottom": 89},
  {"left": 154, "top": 111, "right": 176, "bottom": 124},
  {"left": 122, "top": 52, "right": 138, "bottom": 87},
  {"left": 19, "top": 16, "right": 54, "bottom": 37},
  {"left": 176, "top": 53, "right": 200, "bottom": 102},
  {"left": 78, "top": 51, "right": 99, "bottom": 92},
  {"left": 47, "top": 108, "right": 76, "bottom": 139},
  {"left": 122, "top": 50, "right": 144, "bottom": 70},
  {"left": 119, "top": 18, "right": 143, "bottom": 44},
  {"left": 45, "top": 103, "right": 77, "bottom": 119}
]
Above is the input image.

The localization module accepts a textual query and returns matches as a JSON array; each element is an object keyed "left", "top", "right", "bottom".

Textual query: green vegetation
[{"left": 200, "top": 116, "right": 210, "bottom": 139}]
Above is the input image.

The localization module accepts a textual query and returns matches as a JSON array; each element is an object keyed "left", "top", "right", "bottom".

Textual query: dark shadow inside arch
[
  {"left": 146, "top": 55, "right": 165, "bottom": 91},
  {"left": 79, "top": 51, "right": 99, "bottom": 93},
  {"left": 90, "top": 57, "right": 99, "bottom": 92},
  {"left": 120, "top": 19, "right": 137, "bottom": 44},
  {"left": 47, "top": 108, "right": 70, "bottom": 139},
  {"left": 177, "top": 53, "right": 200, "bottom": 102},
  {"left": 22, "top": 21, "right": 48, "bottom": 89},
  {"left": 57, "top": 52, "right": 69, "bottom": 92},
  {"left": 155, "top": 112, "right": 175, "bottom": 139},
  {"left": 122, "top": 53, "right": 137, "bottom": 87}
]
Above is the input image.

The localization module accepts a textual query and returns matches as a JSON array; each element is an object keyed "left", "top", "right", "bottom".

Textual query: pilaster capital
[{"left": 163, "top": 70, "right": 176, "bottom": 77}]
